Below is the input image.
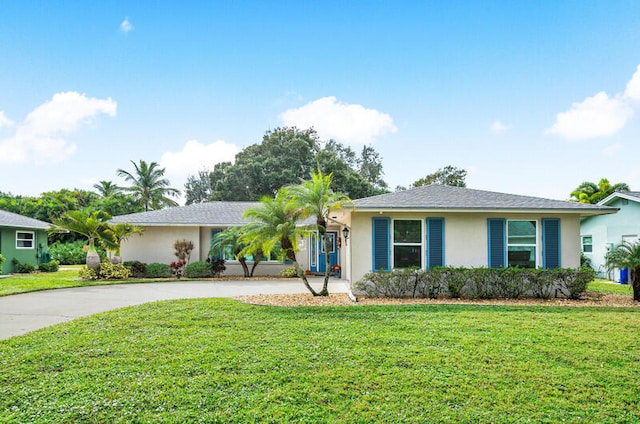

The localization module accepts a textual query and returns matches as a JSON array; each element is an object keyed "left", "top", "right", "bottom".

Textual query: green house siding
[{"left": 0, "top": 228, "right": 49, "bottom": 274}]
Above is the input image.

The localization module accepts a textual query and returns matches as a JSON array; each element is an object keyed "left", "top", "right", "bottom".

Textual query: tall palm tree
[
  {"left": 240, "top": 191, "right": 317, "bottom": 295},
  {"left": 50, "top": 209, "right": 112, "bottom": 272},
  {"left": 93, "top": 180, "right": 122, "bottom": 197},
  {"left": 117, "top": 160, "right": 181, "bottom": 211},
  {"left": 286, "top": 170, "right": 352, "bottom": 296},
  {"left": 605, "top": 242, "right": 640, "bottom": 301}
]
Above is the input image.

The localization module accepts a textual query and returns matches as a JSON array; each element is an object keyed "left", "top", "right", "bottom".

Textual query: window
[
  {"left": 581, "top": 236, "right": 593, "bottom": 253},
  {"left": 507, "top": 220, "right": 536, "bottom": 268},
  {"left": 393, "top": 220, "right": 422, "bottom": 268},
  {"left": 16, "top": 231, "right": 35, "bottom": 249}
]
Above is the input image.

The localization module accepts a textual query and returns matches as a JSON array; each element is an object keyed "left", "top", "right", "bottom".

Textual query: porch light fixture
[{"left": 342, "top": 227, "right": 350, "bottom": 246}]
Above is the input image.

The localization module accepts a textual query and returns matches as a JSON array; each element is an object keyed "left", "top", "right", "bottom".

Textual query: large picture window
[
  {"left": 507, "top": 220, "right": 536, "bottom": 268},
  {"left": 16, "top": 231, "right": 35, "bottom": 249},
  {"left": 393, "top": 220, "right": 422, "bottom": 268}
]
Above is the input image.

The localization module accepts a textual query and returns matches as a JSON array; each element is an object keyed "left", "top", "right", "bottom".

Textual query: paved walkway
[{"left": 0, "top": 278, "right": 348, "bottom": 340}]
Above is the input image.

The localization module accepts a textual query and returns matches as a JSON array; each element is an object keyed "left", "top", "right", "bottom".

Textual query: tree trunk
[
  {"left": 319, "top": 231, "right": 331, "bottom": 296},
  {"left": 283, "top": 242, "right": 318, "bottom": 296},
  {"left": 249, "top": 251, "right": 263, "bottom": 277},
  {"left": 239, "top": 258, "right": 250, "bottom": 277},
  {"left": 86, "top": 252, "right": 101, "bottom": 273},
  {"left": 632, "top": 269, "right": 640, "bottom": 301}
]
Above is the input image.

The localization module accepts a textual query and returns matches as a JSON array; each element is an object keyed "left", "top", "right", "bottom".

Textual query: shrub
[
  {"left": 38, "top": 260, "right": 60, "bottom": 273},
  {"left": 99, "top": 261, "right": 131, "bottom": 280},
  {"left": 556, "top": 267, "right": 595, "bottom": 300},
  {"left": 174, "top": 239, "right": 194, "bottom": 262},
  {"left": 279, "top": 266, "right": 298, "bottom": 278},
  {"left": 209, "top": 258, "right": 226, "bottom": 277},
  {"left": 124, "top": 260, "right": 147, "bottom": 278},
  {"left": 445, "top": 267, "right": 468, "bottom": 298},
  {"left": 48, "top": 240, "right": 107, "bottom": 265},
  {"left": 11, "top": 258, "right": 35, "bottom": 274},
  {"left": 467, "top": 268, "right": 499, "bottom": 299},
  {"left": 184, "top": 261, "right": 213, "bottom": 278},
  {"left": 530, "top": 269, "right": 556, "bottom": 299},
  {"left": 145, "top": 262, "right": 173, "bottom": 278},
  {"left": 78, "top": 266, "right": 98, "bottom": 280},
  {"left": 414, "top": 268, "right": 443, "bottom": 298},
  {"left": 494, "top": 267, "right": 533, "bottom": 298}
]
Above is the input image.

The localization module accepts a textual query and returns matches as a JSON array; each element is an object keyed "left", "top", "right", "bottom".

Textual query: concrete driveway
[{"left": 0, "top": 278, "right": 348, "bottom": 340}]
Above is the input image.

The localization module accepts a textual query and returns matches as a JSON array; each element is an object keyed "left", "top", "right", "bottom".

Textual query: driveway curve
[{"left": 0, "top": 278, "right": 348, "bottom": 340}]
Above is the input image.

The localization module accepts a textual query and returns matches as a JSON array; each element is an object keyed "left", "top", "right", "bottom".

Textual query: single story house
[
  {"left": 579, "top": 191, "right": 640, "bottom": 280},
  {"left": 0, "top": 209, "right": 50, "bottom": 274},
  {"left": 111, "top": 202, "right": 325, "bottom": 276},
  {"left": 113, "top": 185, "right": 616, "bottom": 286}
]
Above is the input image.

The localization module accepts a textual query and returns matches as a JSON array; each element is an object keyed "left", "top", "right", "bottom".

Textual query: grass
[
  {"left": 588, "top": 278, "right": 634, "bottom": 295},
  {"left": 1, "top": 299, "right": 639, "bottom": 423},
  {"left": 0, "top": 266, "right": 178, "bottom": 297}
]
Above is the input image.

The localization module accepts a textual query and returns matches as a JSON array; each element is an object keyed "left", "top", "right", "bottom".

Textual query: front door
[{"left": 309, "top": 231, "right": 339, "bottom": 273}]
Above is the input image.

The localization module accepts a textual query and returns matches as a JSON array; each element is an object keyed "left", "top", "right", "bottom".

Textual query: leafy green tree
[
  {"left": 286, "top": 171, "right": 352, "bottom": 296},
  {"left": 240, "top": 191, "right": 317, "bottom": 294},
  {"left": 412, "top": 165, "right": 467, "bottom": 188},
  {"left": 184, "top": 127, "right": 387, "bottom": 203},
  {"left": 570, "top": 178, "right": 630, "bottom": 204},
  {"left": 605, "top": 242, "right": 640, "bottom": 301},
  {"left": 49, "top": 209, "right": 113, "bottom": 272},
  {"left": 117, "top": 160, "right": 181, "bottom": 211}
]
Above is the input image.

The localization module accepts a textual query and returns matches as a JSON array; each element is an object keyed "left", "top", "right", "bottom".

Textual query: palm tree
[
  {"left": 50, "top": 209, "right": 112, "bottom": 272},
  {"left": 240, "top": 191, "right": 317, "bottom": 295},
  {"left": 93, "top": 180, "right": 122, "bottom": 197},
  {"left": 605, "top": 242, "right": 640, "bottom": 301},
  {"left": 286, "top": 170, "right": 352, "bottom": 296},
  {"left": 210, "top": 227, "right": 260, "bottom": 277},
  {"left": 102, "top": 222, "right": 145, "bottom": 264},
  {"left": 570, "top": 178, "right": 630, "bottom": 204},
  {"left": 117, "top": 160, "right": 181, "bottom": 211}
]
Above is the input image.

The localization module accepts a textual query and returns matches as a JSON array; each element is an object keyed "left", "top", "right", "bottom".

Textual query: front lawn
[{"left": 1, "top": 299, "right": 639, "bottom": 423}]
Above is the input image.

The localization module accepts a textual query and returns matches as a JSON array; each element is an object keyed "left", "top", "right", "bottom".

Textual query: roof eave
[{"left": 350, "top": 206, "right": 618, "bottom": 216}]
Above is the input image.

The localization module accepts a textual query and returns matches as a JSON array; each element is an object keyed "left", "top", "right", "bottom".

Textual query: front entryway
[{"left": 309, "top": 231, "right": 339, "bottom": 274}]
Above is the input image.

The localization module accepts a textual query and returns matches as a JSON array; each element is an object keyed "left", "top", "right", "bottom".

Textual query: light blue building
[{"left": 580, "top": 192, "right": 640, "bottom": 281}]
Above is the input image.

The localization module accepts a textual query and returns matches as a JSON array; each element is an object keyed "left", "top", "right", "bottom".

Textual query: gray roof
[
  {"left": 353, "top": 185, "right": 617, "bottom": 216},
  {"left": 598, "top": 191, "right": 640, "bottom": 205},
  {"left": 111, "top": 202, "right": 258, "bottom": 226},
  {"left": 0, "top": 209, "right": 50, "bottom": 230}
]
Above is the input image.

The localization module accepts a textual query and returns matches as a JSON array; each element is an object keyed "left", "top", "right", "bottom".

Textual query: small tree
[
  {"left": 605, "top": 242, "right": 640, "bottom": 301},
  {"left": 174, "top": 239, "right": 194, "bottom": 264},
  {"left": 210, "top": 227, "right": 262, "bottom": 277},
  {"left": 102, "top": 222, "right": 144, "bottom": 264}
]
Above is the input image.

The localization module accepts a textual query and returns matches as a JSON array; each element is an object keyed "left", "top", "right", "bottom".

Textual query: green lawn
[
  {"left": 588, "top": 278, "right": 634, "bottom": 295},
  {"left": 1, "top": 299, "right": 639, "bottom": 423},
  {"left": 0, "top": 267, "right": 178, "bottom": 297}
]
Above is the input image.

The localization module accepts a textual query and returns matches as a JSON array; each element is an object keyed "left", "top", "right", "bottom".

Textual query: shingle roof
[
  {"left": 598, "top": 191, "right": 640, "bottom": 205},
  {"left": 353, "top": 185, "right": 617, "bottom": 215},
  {"left": 0, "top": 209, "right": 50, "bottom": 230},
  {"left": 111, "top": 202, "right": 258, "bottom": 226}
]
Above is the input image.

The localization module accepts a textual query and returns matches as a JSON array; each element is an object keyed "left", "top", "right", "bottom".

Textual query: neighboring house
[
  {"left": 579, "top": 191, "right": 640, "bottom": 280},
  {"left": 111, "top": 202, "right": 328, "bottom": 276},
  {"left": 0, "top": 209, "right": 50, "bottom": 274},
  {"left": 114, "top": 186, "right": 616, "bottom": 285}
]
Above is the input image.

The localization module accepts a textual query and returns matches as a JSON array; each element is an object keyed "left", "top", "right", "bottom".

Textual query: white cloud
[
  {"left": 0, "top": 111, "right": 13, "bottom": 128},
  {"left": 602, "top": 143, "right": 623, "bottom": 157},
  {"left": 490, "top": 120, "right": 511, "bottom": 135},
  {"left": 160, "top": 139, "right": 239, "bottom": 179},
  {"left": 545, "top": 91, "right": 633, "bottom": 140},
  {"left": 0, "top": 92, "right": 117, "bottom": 165},
  {"left": 624, "top": 65, "right": 640, "bottom": 101},
  {"left": 279, "top": 96, "right": 397, "bottom": 144},
  {"left": 120, "top": 17, "right": 133, "bottom": 33}
]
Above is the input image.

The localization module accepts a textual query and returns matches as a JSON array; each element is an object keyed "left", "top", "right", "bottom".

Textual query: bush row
[
  {"left": 79, "top": 259, "right": 228, "bottom": 281},
  {"left": 9, "top": 258, "right": 60, "bottom": 274},
  {"left": 354, "top": 267, "right": 596, "bottom": 300}
]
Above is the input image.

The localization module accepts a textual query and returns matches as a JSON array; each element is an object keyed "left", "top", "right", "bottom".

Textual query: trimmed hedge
[
  {"left": 145, "top": 262, "right": 173, "bottom": 278},
  {"left": 355, "top": 267, "right": 596, "bottom": 300},
  {"left": 184, "top": 261, "right": 213, "bottom": 278}
]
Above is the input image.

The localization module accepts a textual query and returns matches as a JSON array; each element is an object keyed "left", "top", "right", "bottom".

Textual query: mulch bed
[{"left": 236, "top": 291, "right": 639, "bottom": 308}]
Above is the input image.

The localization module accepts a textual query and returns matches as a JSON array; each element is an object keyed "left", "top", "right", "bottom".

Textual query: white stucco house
[
  {"left": 579, "top": 191, "right": 640, "bottom": 281},
  {"left": 113, "top": 185, "right": 616, "bottom": 285}
]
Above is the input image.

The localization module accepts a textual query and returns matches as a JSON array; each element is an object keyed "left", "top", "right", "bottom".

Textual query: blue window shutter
[
  {"left": 210, "top": 229, "right": 222, "bottom": 259},
  {"left": 426, "top": 218, "right": 444, "bottom": 268},
  {"left": 487, "top": 218, "right": 506, "bottom": 268},
  {"left": 542, "top": 218, "right": 561, "bottom": 269},
  {"left": 372, "top": 217, "right": 390, "bottom": 271}
]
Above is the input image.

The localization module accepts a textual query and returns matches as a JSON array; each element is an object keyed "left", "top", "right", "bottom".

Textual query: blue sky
[{"left": 1, "top": 1, "right": 640, "bottom": 202}]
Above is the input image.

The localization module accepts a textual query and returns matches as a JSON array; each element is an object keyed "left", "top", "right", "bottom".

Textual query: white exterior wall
[
  {"left": 120, "top": 226, "right": 201, "bottom": 264},
  {"left": 347, "top": 211, "right": 582, "bottom": 286}
]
